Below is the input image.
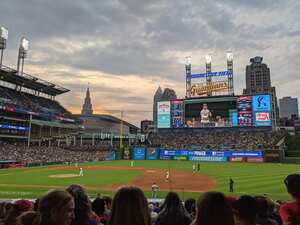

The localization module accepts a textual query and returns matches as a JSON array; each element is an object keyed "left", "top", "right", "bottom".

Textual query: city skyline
[{"left": 0, "top": 0, "right": 299, "bottom": 126}]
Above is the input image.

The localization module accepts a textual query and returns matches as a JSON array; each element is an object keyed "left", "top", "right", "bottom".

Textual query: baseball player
[{"left": 79, "top": 167, "right": 84, "bottom": 177}]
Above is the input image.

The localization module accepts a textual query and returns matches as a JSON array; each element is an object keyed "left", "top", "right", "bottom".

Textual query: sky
[{"left": 0, "top": 0, "right": 299, "bottom": 126}]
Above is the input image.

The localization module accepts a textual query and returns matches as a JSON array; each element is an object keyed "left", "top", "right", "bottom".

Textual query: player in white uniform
[
  {"left": 192, "top": 164, "right": 196, "bottom": 173},
  {"left": 79, "top": 167, "right": 84, "bottom": 176},
  {"left": 130, "top": 160, "right": 134, "bottom": 167},
  {"left": 165, "top": 170, "right": 170, "bottom": 182},
  {"left": 151, "top": 182, "right": 159, "bottom": 198},
  {"left": 200, "top": 104, "right": 211, "bottom": 125}
]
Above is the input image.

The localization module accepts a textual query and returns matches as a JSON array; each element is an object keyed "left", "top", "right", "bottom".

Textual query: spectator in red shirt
[{"left": 279, "top": 174, "right": 300, "bottom": 225}]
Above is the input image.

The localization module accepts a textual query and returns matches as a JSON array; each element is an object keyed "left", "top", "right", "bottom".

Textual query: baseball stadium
[{"left": 1, "top": 20, "right": 300, "bottom": 225}]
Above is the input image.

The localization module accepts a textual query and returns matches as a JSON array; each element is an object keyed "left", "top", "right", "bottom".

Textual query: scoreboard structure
[{"left": 157, "top": 94, "right": 273, "bottom": 129}]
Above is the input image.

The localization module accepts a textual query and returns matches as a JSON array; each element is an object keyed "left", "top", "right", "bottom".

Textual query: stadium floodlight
[
  {"left": 205, "top": 54, "right": 212, "bottom": 64},
  {"left": 20, "top": 37, "right": 29, "bottom": 51},
  {"left": 185, "top": 56, "right": 191, "bottom": 65},
  {"left": 226, "top": 51, "right": 233, "bottom": 62},
  {"left": 0, "top": 26, "right": 8, "bottom": 40}
]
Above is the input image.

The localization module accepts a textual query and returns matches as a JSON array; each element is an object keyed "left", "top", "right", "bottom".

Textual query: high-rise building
[
  {"left": 279, "top": 96, "right": 299, "bottom": 119},
  {"left": 153, "top": 86, "right": 162, "bottom": 128},
  {"left": 243, "top": 56, "right": 279, "bottom": 126},
  {"left": 81, "top": 86, "right": 93, "bottom": 116}
]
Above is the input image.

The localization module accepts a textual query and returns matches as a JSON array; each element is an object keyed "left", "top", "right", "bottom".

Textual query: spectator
[
  {"left": 149, "top": 203, "right": 158, "bottom": 225},
  {"left": 103, "top": 196, "right": 112, "bottom": 218},
  {"left": 184, "top": 198, "right": 196, "bottom": 220},
  {"left": 156, "top": 192, "right": 191, "bottom": 225},
  {"left": 92, "top": 197, "right": 108, "bottom": 224},
  {"left": 255, "top": 196, "right": 278, "bottom": 225},
  {"left": 17, "top": 211, "right": 41, "bottom": 225},
  {"left": 66, "top": 184, "right": 98, "bottom": 225},
  {"left": 38, "top": 189, "right": 75, "bottom": 225},
  {"left": 108, "top": 186, "right": 151, "bottom": 225},
  {"left": 279, "top": 174, "right": 300, "bottom": 225},
  {"left": 233, "top": 195, "right": 257, "bottom": 225},
  {"left": 193, "top": 192, "right": 234, "bottom": 225},
  {"left": 4, "top": 200, "right": 33, "bottom": 225}
]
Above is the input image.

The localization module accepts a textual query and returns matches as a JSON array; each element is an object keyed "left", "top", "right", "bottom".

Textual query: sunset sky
[{"left": 0, "top": 0, "right": 299, "bottom": 126}]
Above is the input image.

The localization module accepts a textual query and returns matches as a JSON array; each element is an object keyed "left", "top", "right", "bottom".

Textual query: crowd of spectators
[
  {"left": 0, "top": 174, "right": 299, "bottom": 225},
  {"left": 0, "top": 86, "right": 71, "bottom": 118},
  {"left": 149, "top": 130, "right": 286, "bottom": 150},
  {"left": 0, "top": 142, "right": 111, "bottom": 164}
]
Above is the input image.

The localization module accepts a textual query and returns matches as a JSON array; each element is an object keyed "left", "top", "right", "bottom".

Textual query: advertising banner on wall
[
  {"left": 189, "top": 156, "right": 227, "bottom": 162},
  {"left": 133, "top": 147, "right": 146, "bottom": 160},
  {"left": 157, "top": 101, "right": 171, "bottom": 128},
  {"left": 237, "top": 96, "right": 253, "bottom": 126},
  {"left": 159, "top": 149, "right": 263, "bottom": 159},
  {"left": 146, "top": 147, "right": 159, "bottom": 160}
]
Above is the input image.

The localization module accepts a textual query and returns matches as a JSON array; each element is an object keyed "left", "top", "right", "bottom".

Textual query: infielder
[
  {"left": 151, "top": 182, "right": 159, "bottom": 198},
  {"left": 79, "top": 167, "right": 84, "bottom": 177},
  {"left": 165, "top": 170, "right": 170, "bottom": 182}
]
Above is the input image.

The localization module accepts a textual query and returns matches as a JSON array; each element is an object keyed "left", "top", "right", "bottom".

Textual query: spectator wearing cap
[
  {"left": 4, "top": 199, "right": 33, "bottom": 225},
  {"left": 279, "top": 174, "right": 300, "bottom": 225}
]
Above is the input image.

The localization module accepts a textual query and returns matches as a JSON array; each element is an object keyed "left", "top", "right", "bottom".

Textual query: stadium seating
[
  {"left": 149, "top": 130, "right": 286, "bottom": 150},
  {"left": 0, "top": 86, "right": 71, "bottom": 117}
]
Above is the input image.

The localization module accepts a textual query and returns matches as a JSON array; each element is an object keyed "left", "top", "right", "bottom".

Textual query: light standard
[
  {"left": 185, "top": 56, "right": 191, "bottom": 98},
  {"left": 0, "top": 26, "right": 8, "bottom": 68},
  {"left": 17, "top": 37, "right": 29, "bottom": 75},
  {"left": 226, "top": 51, "right": 234, "bottom": 95},
  {"left": 205, "top": 54, "right": 212, "bottom": 96}
]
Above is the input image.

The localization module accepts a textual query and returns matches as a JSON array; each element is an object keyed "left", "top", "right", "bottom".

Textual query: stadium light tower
[
  {"left": 0, "top": 26, "right": 8, "bottom": 68},
  {"left": 185, "top": 56, "right": 192, "bottom": 98},
  {"left": 226, "top": 51, "right": 234, "bottom": 95},
  {"left": 17, "top": 36, "right": 29, "bottom": 75},
  {"left": 205, "top": 54, "right": 212, "bottom": 96}
]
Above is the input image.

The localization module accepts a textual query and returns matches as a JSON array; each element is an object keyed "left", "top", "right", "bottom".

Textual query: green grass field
[{"left": 0, "top": 160, "right": 299, "bottom": 201}]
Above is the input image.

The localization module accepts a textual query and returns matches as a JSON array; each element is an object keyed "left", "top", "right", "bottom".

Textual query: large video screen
[
  {"left": 184, "top": 99, "right": 236, "bottom": 128},
  {"left": 252, "top": 95, "right": 272, "bottom": 126}
]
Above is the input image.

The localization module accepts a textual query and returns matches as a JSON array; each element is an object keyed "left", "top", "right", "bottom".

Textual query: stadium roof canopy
[{"left": 0, "top": 65, "right": 69, "bottom": 96}]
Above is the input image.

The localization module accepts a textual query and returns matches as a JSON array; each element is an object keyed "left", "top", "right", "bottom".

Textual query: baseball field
[{"left": 0, "top": 160, "right": 299, "bottom": 200}]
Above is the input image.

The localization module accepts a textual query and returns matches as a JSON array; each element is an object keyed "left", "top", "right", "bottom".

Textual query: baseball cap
[{"left": 284, "top": 174, "right": 300, "bottom": 198}]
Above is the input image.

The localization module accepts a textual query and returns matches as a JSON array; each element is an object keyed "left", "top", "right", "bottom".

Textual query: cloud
[{"left": 0, "top": 0, "right": 299, "bottom": 126}]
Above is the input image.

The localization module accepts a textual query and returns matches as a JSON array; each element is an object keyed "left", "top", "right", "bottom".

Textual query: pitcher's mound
[{"left": 49, "top": 174, "right": 79, "bottom": 178}]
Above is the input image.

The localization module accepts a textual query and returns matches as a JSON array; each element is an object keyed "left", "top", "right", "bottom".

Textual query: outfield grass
[{"left": 0, "top": 160, "right": 299, "bottom": 201}]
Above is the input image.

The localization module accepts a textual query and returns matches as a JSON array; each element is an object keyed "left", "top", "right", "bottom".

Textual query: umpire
[{"left": 229, "top": 178, "right": 234, "bottom": 192}]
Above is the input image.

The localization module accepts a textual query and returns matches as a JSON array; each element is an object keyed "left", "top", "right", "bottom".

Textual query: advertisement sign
[
  {"left": 247, "top": 157, "right": 264, "bottom": 163},
  {"left": 190, "top": 82, "right": 228, "bottom": 97},
  {"left": 173, "top": 156, "right": 188, "bottom": 161},
  {"left": 237, "top": 96, "right": 253, "bottom": 126},
  {"left": 159, "top": 149, "right": 263, "bottom": 159},
  {"left": 253, "top": 112, "right": 272, "bottom": 126},
  {"left": 123, "top": 148, "right": 131, "bottom": 160},
  {"left": 189, "top": 156, "right": 227, "bottom": 162},
  {"left": 229, "top": 157, "right": 245, "bottom": 162},
  {"left": 0, "top": 124, "right": 29, "bottom": 131},
  {"left": 157, "top": 101, "right": 171, "bottom": 128},
  {"left": 171, "top": 100, "right": 184, "bottom": 128},
  {"left": 146, "top": 147, "right": 159, "bottom": 160},
  {"left": 133, "top": 147, "right": 145, "bottom": 160},
  {"left": 252, "top": 94, "right": 272, "bottom": 127},
  {"left": 105, "top": 152, "right": 116, "bottom": 161},
  {"left": 187, "top": 70, "right": 232, "bottom": 97},
  {"left": 252, "top": 95, "right": 271, "bottom": 112},
  {"left": 230, "top": 110, "right": 238, "bottom": 127}
]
